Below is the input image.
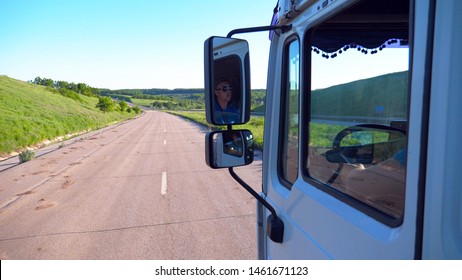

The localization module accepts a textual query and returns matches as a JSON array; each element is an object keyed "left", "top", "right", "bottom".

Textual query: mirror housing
[
  {"left": 205, "top": 130, "right": 254, "bottom": 169},
  {"left": 204, "top": 36, "right": 251, "bottom": 125}
]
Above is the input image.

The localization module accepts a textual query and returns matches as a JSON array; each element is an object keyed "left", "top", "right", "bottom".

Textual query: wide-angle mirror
[
  {"left": 205, "top": 130, "right": 254, "bottom": 169},
  {"left": 204, "top": 36, "right": 251, "bottom": 125}
]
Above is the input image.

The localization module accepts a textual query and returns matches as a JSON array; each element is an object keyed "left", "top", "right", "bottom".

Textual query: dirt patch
[
  {"left": 35, "top": 199, "right": 56, "bottom": 210},
  {"left": 46, "top": 159, "right": 58, "bottom": 165},
  {"left": 35, "top": 203, "right": 55, "bottom": 210},
  {"left": 62, "top": 180, "right": 74, "bottom": 189}
]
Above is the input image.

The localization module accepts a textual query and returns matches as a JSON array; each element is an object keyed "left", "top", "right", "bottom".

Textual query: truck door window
[
  {"left": 279, "top": 39, "right": 300, "bottom": 186},
  {"left": 305, "top": 0, "right": 409, "bottom": 222}
]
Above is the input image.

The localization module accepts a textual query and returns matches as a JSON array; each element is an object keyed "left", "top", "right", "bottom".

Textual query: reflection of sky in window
[
  {"left": 311, "top": 47, "right": 409, "bottom": 90},
  {"left": 290, "top": 42, "right": 300, "bottom": 90}
]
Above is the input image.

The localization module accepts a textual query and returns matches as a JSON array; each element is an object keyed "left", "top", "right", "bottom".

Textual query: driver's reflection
[
  {"left": 223, "top": 132, "right": 243, "bottom": 157},
  {"left": 214, "top": 79, "right": 241, "bottom": 124}
]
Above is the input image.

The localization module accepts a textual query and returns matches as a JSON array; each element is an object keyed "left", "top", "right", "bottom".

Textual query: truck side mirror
[
  {"left": 205, "top": 130, "right": 254, "bottom": 169},
  {"left": 204, "top": 36, "right": 251, "bottom": 125}
]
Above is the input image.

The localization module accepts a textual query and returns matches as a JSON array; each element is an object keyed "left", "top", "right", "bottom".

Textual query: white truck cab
[{"left": 204, "top": 0, "right": 462, "bottom": 259}]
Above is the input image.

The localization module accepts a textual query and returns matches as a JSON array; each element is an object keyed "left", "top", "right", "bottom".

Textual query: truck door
[{"left": 262, "top": 0, "right": 432, "bottom": 259}]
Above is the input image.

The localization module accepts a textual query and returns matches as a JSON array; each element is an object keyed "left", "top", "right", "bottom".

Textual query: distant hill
[
  {"left": 312, "top": 71, "right": 408, "bottom": 123},
  {"left": 255, "top": 71, "right": 408, "bottom": 122},
  {"left": 0, "top": 76, "right": 138, "bottom": 157},
  {"left": 99, "top": 88, "right": 204, "bottom": 101},
  {"left": 100, "top": 88, "right": 204, "bottom": 96},
  {"left": 100, "top": 87, "right": 267, "bottom": 111}
]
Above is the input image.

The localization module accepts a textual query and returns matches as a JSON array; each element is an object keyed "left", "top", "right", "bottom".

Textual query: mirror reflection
[
  {"left": 214, "top": 78, "right": 241, "bottom": 124},
  {"left": 223, "top": 130, "right": 244, "bottom": 157},
  {"left": 205, "top": 130, "right": 254, "bottom": 168},
  {"left": 204, "top": 37, "right": 250, "bottom": 125}
]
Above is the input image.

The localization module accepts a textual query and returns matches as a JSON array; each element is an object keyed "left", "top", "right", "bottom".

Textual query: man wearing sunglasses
[{"left": 214, "top": 79, "right": 241, "bottom": 124}]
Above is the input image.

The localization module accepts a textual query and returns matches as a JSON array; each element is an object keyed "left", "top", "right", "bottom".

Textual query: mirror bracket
[
  {"left": 229, "top": 167, "right": 284, "bottom": 243},
  {"left": 227, "top": 25, "right": 292, "bottom": 38}
]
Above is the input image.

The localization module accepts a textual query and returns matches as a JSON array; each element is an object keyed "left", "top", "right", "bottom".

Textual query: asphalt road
[{"left": 0, "top": 110, "right": 261, "bottom": 259}]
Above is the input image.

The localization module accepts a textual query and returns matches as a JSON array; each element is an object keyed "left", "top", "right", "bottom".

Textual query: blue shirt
[{"left": 214, "top": 101, "right": 241, "bottom": 124}]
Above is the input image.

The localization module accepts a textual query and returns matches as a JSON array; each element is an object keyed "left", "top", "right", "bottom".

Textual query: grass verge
[{"left": 0, "top": 75, "right": 140, "bottom": 157}]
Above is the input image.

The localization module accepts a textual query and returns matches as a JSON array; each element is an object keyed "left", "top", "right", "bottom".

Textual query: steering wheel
[{"left": 326, "top": 124, "right": 406, "bottom": 185}]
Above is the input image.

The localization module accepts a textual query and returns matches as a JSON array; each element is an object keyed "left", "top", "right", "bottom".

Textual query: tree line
[
  {"left": 101, "top": 88, "right": 266, "bottom": 112},
  {"left": 29, "top": 77, "right": 141, "bottom": 114},
  {"left": 30, "top": 77, "right": 100, "bottom": 97},
  {"left": 99, "top": 88, "right": 205, "bottom": 105},
  {"left": 29, "top": 77, "right": 266, "bottom": 112},
  {"left": 100, "top": 88, "right": 204, "bottom": 98}
]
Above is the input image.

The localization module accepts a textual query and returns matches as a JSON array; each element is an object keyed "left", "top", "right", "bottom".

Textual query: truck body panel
[{"left": 204, "top": 0, "right": 462, "bottom": 259}]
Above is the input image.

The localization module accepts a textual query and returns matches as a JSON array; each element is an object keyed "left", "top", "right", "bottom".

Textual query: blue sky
[{"left": 0, "top": 0, "right": 276, "bottom": 89}]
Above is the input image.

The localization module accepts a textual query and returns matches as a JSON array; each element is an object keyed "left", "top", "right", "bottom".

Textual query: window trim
[{"left": 277, "top": 36, "right": 301, "bottom": 190}]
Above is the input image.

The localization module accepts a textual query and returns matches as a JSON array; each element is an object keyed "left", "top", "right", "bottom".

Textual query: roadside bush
[
  {"left": 119, "top": 100, "right": 128, "bottom": 112},
  {"left": 96, "top": 96, "right": 115, "bottom": 112},
  {"left": 133, "top": 106, "right": 142, "bottom": 114},
  {"left": 19, "top": 150, "right": 35, "bottom": 163}
]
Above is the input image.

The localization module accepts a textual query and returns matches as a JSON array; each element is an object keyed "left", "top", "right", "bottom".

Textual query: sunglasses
[{"left": 216, "top": 86, "right": 233, "bottom": 92}]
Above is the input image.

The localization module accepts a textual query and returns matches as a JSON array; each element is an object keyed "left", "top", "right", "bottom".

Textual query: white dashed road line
[{"left": 161, "top": 171, "right": 168, "bottom": 195}]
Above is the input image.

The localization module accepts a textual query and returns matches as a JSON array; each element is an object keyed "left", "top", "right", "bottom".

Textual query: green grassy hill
[
  {"left": 312, "top": 71, "right": 408, "bottom": 120},
  {"left": 0, "top": 75, "right": 139, "bottom": 157},
  {"left": 257, "top": 71, "right": 408, "bottom": 120}
]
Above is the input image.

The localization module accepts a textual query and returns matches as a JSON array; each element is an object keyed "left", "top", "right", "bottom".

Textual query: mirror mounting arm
[
  {"left": 227, "top": 25, "right": 292, "bottom": 38},
  {"left": 229, "top": 167, "right": 276, "bottom": 216},
  {"left": 229, "top": 167, "right": 284, "bottom": 243}
]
